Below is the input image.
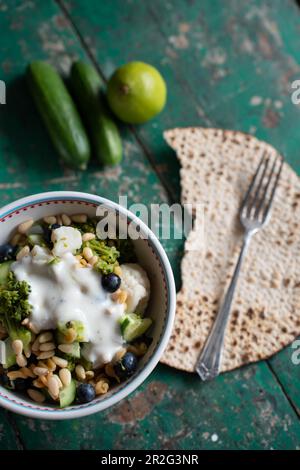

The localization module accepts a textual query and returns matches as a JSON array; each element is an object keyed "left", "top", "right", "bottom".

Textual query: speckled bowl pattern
[{"left": 0, "top": 191, "right": 176, "bottom": 419}]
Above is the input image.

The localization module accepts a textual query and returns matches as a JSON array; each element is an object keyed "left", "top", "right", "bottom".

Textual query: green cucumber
[
  {"left": 70, "top": 61, "right": 122, "bottom": 166},
  {"left": 120, "top": 313, "right": 152, "bottom": 342},
  {"left": 63, "top": 342, "right": 80, "bottom": 359},
  {"left": 27, "top": 234, "right": 47, "bottom": 247},
  {"left": 59, "top": 379, "right": 76, "bottom": 408},
  {"left": 0, "top": 338, "right": 16, "bottom": 368},
  {"left": 26, "top": 61, "right": 91, "bottom": 170},
  {"left": 0, "top": 261, "right": 13, "bottom": 286}
]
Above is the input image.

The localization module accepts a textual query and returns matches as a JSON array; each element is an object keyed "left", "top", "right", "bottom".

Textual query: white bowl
[{"left": 0, "top": 191, "right": 176, "bottom": 419}]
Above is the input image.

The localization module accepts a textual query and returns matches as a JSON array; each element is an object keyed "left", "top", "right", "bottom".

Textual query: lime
[{"left": 107, "top": 61, "right": 167, "bottom": 124}]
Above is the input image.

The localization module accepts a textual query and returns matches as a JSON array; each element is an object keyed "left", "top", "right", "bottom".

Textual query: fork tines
[{"left": 240, "top": 151, "right": 284, "bottom": 224}]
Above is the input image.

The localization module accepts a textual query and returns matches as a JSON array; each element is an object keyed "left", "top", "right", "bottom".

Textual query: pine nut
[
  {"left": 27, "top": 388, "right": 45, "bottom": 403},
  {"left": 43, "top": 216, "right": 57, "bottom": 225},
  {"left": 7, "top": 370, "right": 26, "bottom": 380},
  {"left": 31, "top": 337, "right": 40, "bottom": 352},
  {"left": 83, "top": 247, "right": 93, "bottom": 261},
  {"left": 38, "top": 332, "right": 53, "bottom": 343},
  {"left": 89, "top": 255, "right": 98, "bottom": 267},
  {"left": 56, "top": 215, "right": 62, "bottom": 226},
  {"left": 95, "top": 379, "right": 109, "bottom": 395},
  {"left": 37, "top": 361, "right": 48, "bottom": 369},
  {"left": 18, "top": 219, "right": 34, "bottom": 234},
  {"left": 48, "top": 376, "right": 59, "bottom": 398},
  {"left": 58, "top": 344, "right": 73, "bottom": 354},
  {"left": 20, "top": 367, "right": 35, "bottom": 378},
  {"left": 112, "top": 290, "right": 127, "bottom": 304},
  {"left": 39, "top": 375, "right": 49, "bottom": 386},
  {"left": 10, "top": 233, "right": 22, "bottom": 246},
  {"left": 105, "top": 363, "right": 119, "bottom": 382},
  {"left": 28, "top": 322, "right": 39, "bottom": 334},
  {"left": 75, "top": 364, "right": 86, "bottom": 381},
  {"left": 59, "top": 368, "right": 71, "bottom": 387},
  {"left": 114, "top": 266, "right": 122, "bottom": 277},
  {"left": 39, "top": 342, "right": 56, "bottom": 351},
  {"left": 71, "top": 214, "right": 87, "bottom": 223},
  {"left": 37, "top": 350, "right": 55, "bottom": 360},
  {"left": 52, "top": 356, "right": 68, "bottom": 368},
  {"left": 25, "top": 347, "right": 32, "bottom": 358},
  {"left": 82, "top": 232, "right": 95, "bottom": 242},
  {"left": 61, "top": 214, "right": 71, "bottom": 226},
  {"left": 48, "top": 390, "right": 59, "bottom": 401},
  {"left": 16, "top": 354, "right": 27, "bottom": 367},
  {"left": 127, "top": 342, "right": 148, "bottom": 357},
  {"left": 12, "top": 339, "right": 23, "bottom": 355},
  {"left": 80, "top": 259, "right": 88, "bottom": 267},
  {"left": 64, "top": 328, "right": 77, "bottom": 344},
  {"left": 33, "top": 367, "right": 49, "bottom": 376},
  {"left": 32, "top": 379, "right": 45, "bottom": 388},
  {"left": 21, "top": 318, "right": 29, "bottom": 326},
  {"left": 85, "top": 371, "right": 94, "bottom": 380},
  {"left": 47, "top": 358, "right": 56, "bottom": 372},
  {"left": 16, "top": 245, "right": 30, "bottom": 260},
  {"left": 52, "top": 374, "right": 63, "bottom": 389}
]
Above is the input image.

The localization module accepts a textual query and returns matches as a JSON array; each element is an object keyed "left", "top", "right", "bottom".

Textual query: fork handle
[{"left": 196, "top": 231, "right": 253, "bottom": 381}]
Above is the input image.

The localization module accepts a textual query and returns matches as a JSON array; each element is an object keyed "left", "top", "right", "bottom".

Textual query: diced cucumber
[
  {"left": 120, "top": 313, "right": 152, "bottom": 342},
  {"left": 0, "top": 261, "right": 13, "bottom": 286},
  {"left": 0, "top": 338, "right": 16, "bottom": 368},
  {"left": 27, "top": 234, "right": 47, "bottom": 247},
  {"left": 57, "top": 320, "right": 87, "bottom": 343},
  {"left": 59, "top": 379, "right": 76, "bottom": 408}
]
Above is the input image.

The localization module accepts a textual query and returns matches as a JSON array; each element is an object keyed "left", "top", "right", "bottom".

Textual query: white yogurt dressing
[{"left": 12, "top": 248, "right": 125, "bottom": 367}]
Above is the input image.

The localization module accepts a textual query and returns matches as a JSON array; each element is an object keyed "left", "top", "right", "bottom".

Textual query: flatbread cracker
[{"left": 161, "top": 128, "right": 300, "bottom": 373}]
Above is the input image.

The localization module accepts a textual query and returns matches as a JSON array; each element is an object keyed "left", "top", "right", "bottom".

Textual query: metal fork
[{"left": 196, "top": 151, "right": 284, "bottom": 381}]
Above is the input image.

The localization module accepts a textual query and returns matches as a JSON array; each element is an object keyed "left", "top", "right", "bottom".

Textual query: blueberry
[
  {"left": 77, "top": 383, "right": 96, "bottom": 403},
  {"left": 43, "top": 226, "right": 52, "bottom": 244},
  {"left": 13, "top": 378, "right": 31, "bottom": 391},
  {"left": 51, "top": 223, "right": 61, "bottom": 231},
  {"left": 101, "top": 273, "right": 121, "bottom": 293},
  {"left": 114, "top": 352, "right": 138, "bottom": 379},
  {"left": 0, "top": 243, "right": 17, "bottom": 262}
]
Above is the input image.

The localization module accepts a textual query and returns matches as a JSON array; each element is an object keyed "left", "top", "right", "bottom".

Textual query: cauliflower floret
[
  {"left": 51, "top": 226, "right": 82, "bottom": 257},
  {"left": 120, "top": 263, "right": 150, "bottom": 314}
]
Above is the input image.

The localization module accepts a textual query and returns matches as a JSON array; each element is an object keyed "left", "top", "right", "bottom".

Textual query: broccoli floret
[
  {"left": 72, "top": 218, "right": 97, "bottom": 234},
  {"left": 0, "top": 272, "right": 32, "bottom": 322},
  {"left": 0, "top": 272, "right": 32, "bottom": 354},
  {"left": 84, "top": 238, "right": 120, "bottom": 274}
]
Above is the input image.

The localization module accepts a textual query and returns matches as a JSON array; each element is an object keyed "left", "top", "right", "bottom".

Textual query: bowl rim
[{"left": 0, "top": 191, "right": 176, "bottom": 420}]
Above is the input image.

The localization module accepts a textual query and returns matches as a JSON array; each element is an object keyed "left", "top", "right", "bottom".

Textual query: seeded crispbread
[{"left": 161, "top": 128, "right": 300, "bottom": 373}]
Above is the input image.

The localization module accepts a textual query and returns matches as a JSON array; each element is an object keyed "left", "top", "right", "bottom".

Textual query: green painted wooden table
[{"left": 1, "top": 0, "right": 300, "bottom": 450}]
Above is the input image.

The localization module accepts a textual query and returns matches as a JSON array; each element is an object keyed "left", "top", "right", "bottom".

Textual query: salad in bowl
[{"left": 0, "top": 192, "right": 175, "bottom": 418}]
